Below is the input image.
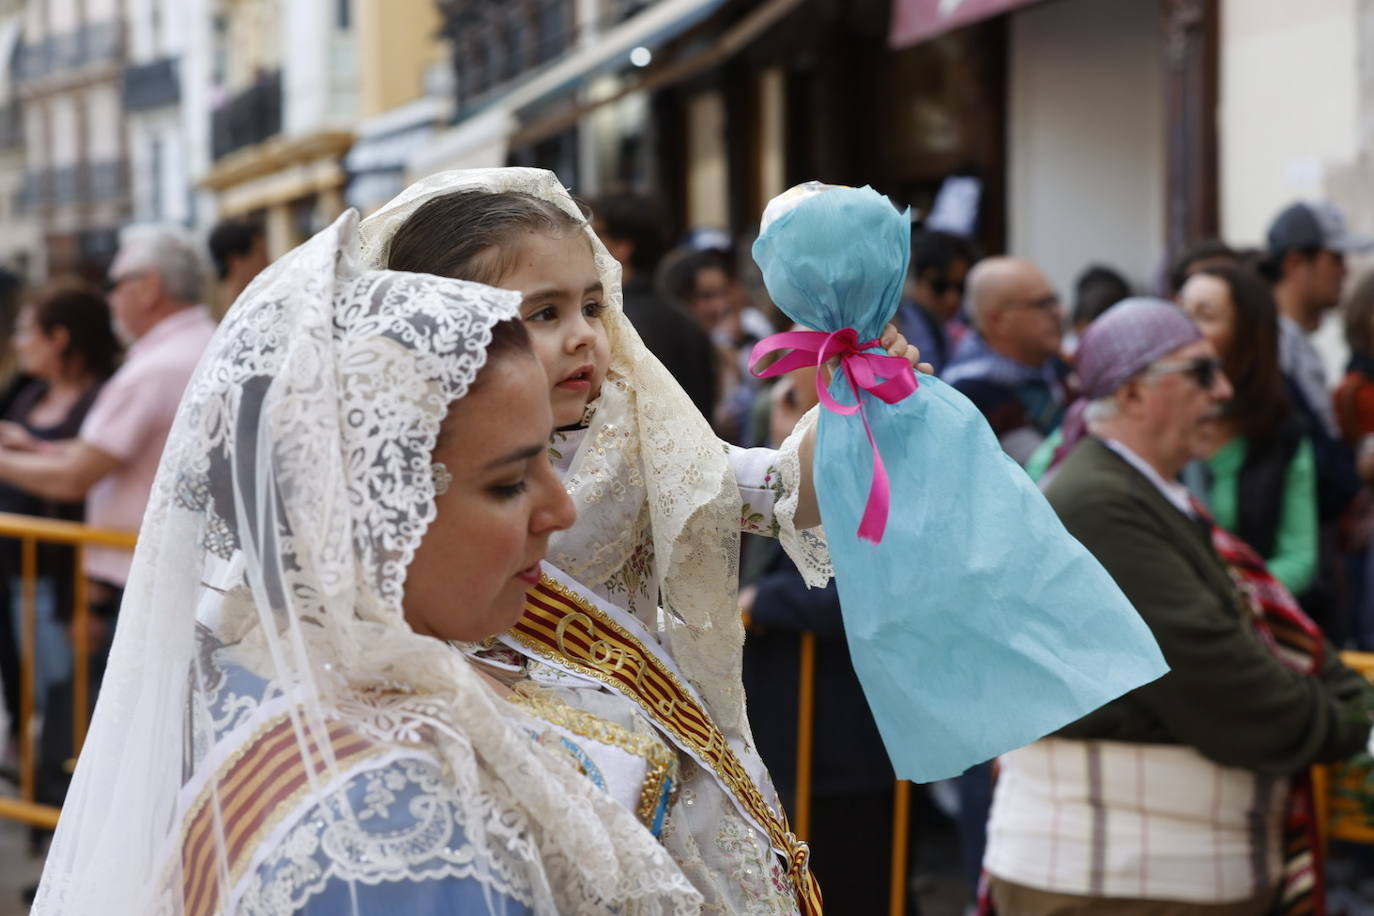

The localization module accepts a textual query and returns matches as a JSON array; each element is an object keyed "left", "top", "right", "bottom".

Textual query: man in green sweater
[{"left": 984, "top": 298, "right": 1374, "bottom": 916}]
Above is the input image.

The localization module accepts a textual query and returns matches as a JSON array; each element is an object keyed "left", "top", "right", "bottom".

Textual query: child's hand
[{"left": 880, "top": 323, "right": 933, "bottom": 375}]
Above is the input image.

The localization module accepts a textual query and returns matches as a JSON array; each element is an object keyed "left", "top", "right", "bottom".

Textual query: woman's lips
[{"left": 516, "top": 563, "right": 542, "bottom": 585}]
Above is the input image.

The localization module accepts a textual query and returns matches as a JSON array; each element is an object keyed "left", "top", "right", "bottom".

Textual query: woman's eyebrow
[{"left": 482, "top": 443, "right": 544, "bottom": 470}]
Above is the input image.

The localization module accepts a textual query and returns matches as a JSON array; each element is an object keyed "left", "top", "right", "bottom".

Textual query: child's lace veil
[{"left": 358, "top": 168, "right": 752, "bottom": 734}]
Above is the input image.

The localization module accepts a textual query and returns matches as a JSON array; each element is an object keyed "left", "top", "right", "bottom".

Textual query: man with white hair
[
  {"left": 943, "top": 256, "right": 1069, "bottom": 464},
  {"left": 0, "top": 223, "right": 217, "bottom": 622},
  {"left": 984, "top": 299, "right": 1374, "bottom": 915}
]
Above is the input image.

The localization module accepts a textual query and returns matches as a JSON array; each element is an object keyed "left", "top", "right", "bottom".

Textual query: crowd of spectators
[
  {"left": 915, "top": 199, "right": 1374, "bottom": 914},
  {"left": 0, "top": 219, "right": 264, "bottom": 820},
  {"left": 2, "top": 188, "right": 1374, "bottom": 913},
  {"left": 588, "top": 192, "right": 1374, "bottom": 913}
]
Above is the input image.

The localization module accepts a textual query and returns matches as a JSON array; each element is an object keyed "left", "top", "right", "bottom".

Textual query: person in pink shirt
[{"left": 0, "top": 224, "right": 217, "bottom": 633}]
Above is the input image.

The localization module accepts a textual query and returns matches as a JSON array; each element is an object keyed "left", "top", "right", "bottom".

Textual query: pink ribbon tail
[{"left": 749, "top": 328, "right": 918, "bottom": 543}]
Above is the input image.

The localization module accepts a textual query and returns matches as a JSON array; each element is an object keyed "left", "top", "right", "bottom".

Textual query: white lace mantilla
[{"left": 33, "top": 210, "right": 702, "bottom": 916}]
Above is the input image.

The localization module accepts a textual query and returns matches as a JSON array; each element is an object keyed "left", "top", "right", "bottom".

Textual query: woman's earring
[{"left": 431, "top": 462, "right": 452, "bottom": 496}]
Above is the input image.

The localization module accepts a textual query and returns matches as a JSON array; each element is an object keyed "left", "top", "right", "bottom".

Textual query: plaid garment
[
  {"left": 979, "top": 499, "right": 1325, "bottom": 915},
  {"left": 1201, "top": 498, "right": 1326, "bottom": 916}
]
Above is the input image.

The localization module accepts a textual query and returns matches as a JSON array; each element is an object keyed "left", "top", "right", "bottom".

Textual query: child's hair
[{"left": 386, "top": 190, "right": 588, "bottom": 285}]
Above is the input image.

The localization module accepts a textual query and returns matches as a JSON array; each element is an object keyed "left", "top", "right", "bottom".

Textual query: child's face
[{"left": 494, "top": 231, "right": 611, "bottom": 428}]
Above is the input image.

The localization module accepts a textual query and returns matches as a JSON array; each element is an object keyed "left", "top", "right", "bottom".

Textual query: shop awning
[
  {"left": 410, "top": 0, "right": 734, "bottom": 176},
  {"left": 889, "top": 0, "right": 1044, "bottom": 49},
  {"left": 507, "top": 0, "right": 803, "bottom": 151}
]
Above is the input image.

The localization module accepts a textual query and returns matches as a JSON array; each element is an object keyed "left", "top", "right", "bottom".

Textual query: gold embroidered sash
[
  {"left": 179, "top": 713, "right": 382, "bottom": 916},
  {"left": 512, "top": 575, "right": 824, "bottom": 916}
]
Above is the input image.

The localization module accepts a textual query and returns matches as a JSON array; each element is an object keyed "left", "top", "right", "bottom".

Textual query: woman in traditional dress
[
  {"left": 31, "top": 212, "right": 701, "bottom": 915},
  {"left": 366, "top": 167, "right": 921, "bottom": 914}
]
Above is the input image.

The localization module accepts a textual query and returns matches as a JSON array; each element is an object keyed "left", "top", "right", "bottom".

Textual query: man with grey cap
[
  {"left": 1267, "top": 200, "right": 1374, "bottom": 438},
  {"left": 1266, "top": 201, "right": 1371, "bottom": 640},
  {"left": 984, "top": 299, "right": 1374, "bottom": 915}
]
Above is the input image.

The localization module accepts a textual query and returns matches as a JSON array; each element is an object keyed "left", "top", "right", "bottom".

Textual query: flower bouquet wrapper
[{"left": 751, "top": 183, "right": 1168, "bottom": 782}]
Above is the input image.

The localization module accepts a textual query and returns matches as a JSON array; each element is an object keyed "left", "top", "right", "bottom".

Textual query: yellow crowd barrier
[
  {"left": 789, "top": 643, "right": 1374, "bottom": 915},
  {"left": 5, "top": 512, "right": 1368, "bottom": 913},
  {"left": 1313, "top": 650, "right": 1374, "bottom": 850},
  {"left": 0, "top": 512, "right": 137, "bottom": 832},
  {"left": 788, "top": 628, "right": 915, "bottom": 916}
]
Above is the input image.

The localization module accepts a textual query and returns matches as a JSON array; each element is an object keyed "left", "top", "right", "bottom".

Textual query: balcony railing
[
  {"left": 441, "top": 0, "right": 578, "bottom": 104},
  {"left": 16, "top": 170, "right": 45, "bottom": 214},
  {"left": 211, "top": 70, "right": 283, "bottom": 161},
  {"left": 122, "top": 56, "right": 180, "bottom": 111},
  {"left": 0, "top": 104, "right": 23, "bottom": 149},
  {"left": 52, "top": 165, "right": 80, "bottom": 205},
  {"left": 16, "top": 20, "right": 124, "bottom": 85},
  {"left": 16, "top": 160, "right": 131, "bottom": 212},
  {"left": 88, "top": 159, "right": 129, "bottom": 202}
]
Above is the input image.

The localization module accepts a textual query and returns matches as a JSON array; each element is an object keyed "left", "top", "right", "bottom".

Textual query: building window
[
  {"left": 337, "top": 0, "right": 352, "bottom": 30},
  {"left": 536, "top": 0, "right": 567, "bottom": 63}
]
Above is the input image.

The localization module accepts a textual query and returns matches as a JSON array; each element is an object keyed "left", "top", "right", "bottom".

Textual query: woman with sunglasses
[{"left": 1178, "top": 264, "right": 1319, "bottom": 598}]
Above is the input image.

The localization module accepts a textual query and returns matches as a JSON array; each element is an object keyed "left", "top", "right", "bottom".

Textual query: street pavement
[{"left": 0, "top": 797, "right": 42, "bottom": 915}]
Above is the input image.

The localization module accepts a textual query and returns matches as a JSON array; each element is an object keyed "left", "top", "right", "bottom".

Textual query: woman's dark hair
[
  {"left": 1168, "top": 239, "right": 1238, "bottom": 297},
  {"left": 207, "top": 220, "right": 264, "bottom": 279},
  {"left": 657, "top": 247, "right": 732, "bottom": 307},
  {"left": 32, "top": 285, "right": 121, "bottom": 379},
  {"left": 1342, "top": 269, "right": 1374, "bottom": 356},
  {"left": 588, "top": 192, "right": 666, "bottom": 272},
  {"left": 386, "top": 190, "right": 587, "bottom": 284},
  {"left": 437, "top": 319, "right": 531, "bottom": 447},
  {"left": 1071, "top": 265, "right": 1132, "bottom": 329},
  {"left": 482, "top": 318, "right": 531, "bottom": 366},
  {"left": 1194, "top": 264, "right": 1288, "bottom": 438}
]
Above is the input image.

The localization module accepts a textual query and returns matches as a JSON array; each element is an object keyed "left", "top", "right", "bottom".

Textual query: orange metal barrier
[
  {"left": 789, "top": 629, "right": 913, "bottom": 916},
  {"left": 0, "top": 512, "right": 137, "bottom": 831},
  {"left": 1312, "top": 650, "right": 1374, "bottom": 850}
]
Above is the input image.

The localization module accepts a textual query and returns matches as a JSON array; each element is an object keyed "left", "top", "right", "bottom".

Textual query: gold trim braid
[{"left": 511, "top": 576, "right": 823, "bottom": 915}]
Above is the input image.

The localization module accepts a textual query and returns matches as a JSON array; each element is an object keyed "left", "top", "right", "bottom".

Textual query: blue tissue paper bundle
[{"left": 752, "top": 184, "right": 1168, "bottom": 782}]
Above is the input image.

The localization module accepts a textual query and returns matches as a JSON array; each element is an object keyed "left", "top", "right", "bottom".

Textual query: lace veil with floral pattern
[{"left": 32, "top": 211, "right": 700, "bottom": 915}]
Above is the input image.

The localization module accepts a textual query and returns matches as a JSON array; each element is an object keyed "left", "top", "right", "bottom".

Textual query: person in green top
[
  {"left": 1030, "top": 267, "right": 1319, "bottom": 597},
  {"left": 1177, "top": 264, "right": 1318, "bottom": 596}
]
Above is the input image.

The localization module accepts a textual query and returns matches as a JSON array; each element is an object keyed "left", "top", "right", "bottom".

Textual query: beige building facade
[
  {"left": 16, "top": 0, "right": 131, "bottom": 279},
  {"left": 0, "top": 0, "right": 39, "bottom": 279},
  {"left": 198, "top": 0, "right": 355, "bottom": 258},
  {"left": 344, "top": 0, "right": 451, "bottom": 214}
]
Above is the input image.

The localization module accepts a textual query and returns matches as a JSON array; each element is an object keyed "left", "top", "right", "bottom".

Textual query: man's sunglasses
[
  {"left": 930, "top": 275, "right": 965, "bottom": 298},
  {"left": 1146, "top": 356, "right": 1222, "bottom": 389}
]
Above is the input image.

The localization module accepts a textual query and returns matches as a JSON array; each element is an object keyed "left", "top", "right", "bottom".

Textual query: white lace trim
[{"left": 774, "top": 407, "right": 832, "bottom": 587}]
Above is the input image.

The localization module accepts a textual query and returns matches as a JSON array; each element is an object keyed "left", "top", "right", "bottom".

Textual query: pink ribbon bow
[{"left": 749, "top": 328, "right": 919, "bottom": 543}]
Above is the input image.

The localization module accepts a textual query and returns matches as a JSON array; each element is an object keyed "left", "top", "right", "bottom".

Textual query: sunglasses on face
[
  {"left": 1147, "top": 356, "right": 1222, "bottom": 389},
  {"left": 930, "top": 275, "right": 965, "bottom": 298}
]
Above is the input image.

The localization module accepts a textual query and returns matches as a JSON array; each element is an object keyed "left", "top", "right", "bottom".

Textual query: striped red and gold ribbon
[
  {"left": 180, "top": 714, "right": 381, "bottom": 916},
  {"left": 512, "top": 575, "right": 823, "bottom": 915}
]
